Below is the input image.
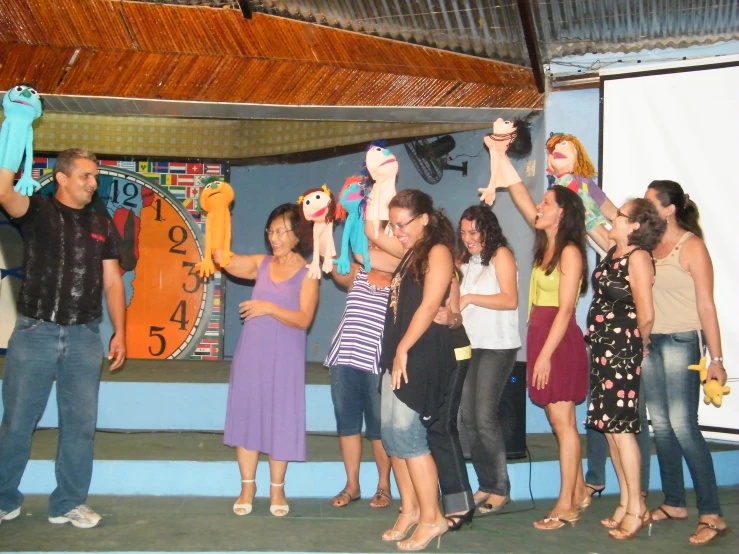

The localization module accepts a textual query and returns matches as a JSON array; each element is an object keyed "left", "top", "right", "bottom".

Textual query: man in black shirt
[{"left": 0, "top": 149, "right": 126, "bottom": 529}]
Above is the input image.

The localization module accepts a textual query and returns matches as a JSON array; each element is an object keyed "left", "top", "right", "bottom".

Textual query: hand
[
  {"left": 478, "top": 186, "right": 496, "bottom": 206},
  {"left": 531, "top": 355, "right": 551, "bottom": 390},
  {"left": 108, "top": 334, "right": 127, "bottom": 371},
  {"left": 13, "top": 175, "right": 39, "bottom": 197},
  {"left": 322, "top": 257, "right": 334, "bottom": 274},
  {"left": 305, "top": 262, "right": 322, "bottom": 280},
  {"left": 642, "top": 336, "right": 651, "bottom": 357},
  {"left": 195, "top": 258, "right": 215, "bottom": 278},
  {"left": 706, "top": 362, "right": 728, "bottom": 386},
  {"left": 433, "top": 298, "right": 452, "bottom": 325},
  {"left": 459, "top": 294, "right": 470, "bottom": 312},
  {"left": 239, "top": 300, "right": 273, "bottom": 321},
  {"left": 391, "top": 349, "right": 409, "bottom": 390},
  {"left": 212, "top": 249, "right": 222, "bottom": 265},
  {"left": 334, "top": 256, "right": 351, "bottom": 276}
]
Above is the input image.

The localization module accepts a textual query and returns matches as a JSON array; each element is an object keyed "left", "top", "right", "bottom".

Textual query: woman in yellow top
[{"left": 513, "top": 186, "right": 590, "bottom": 529}]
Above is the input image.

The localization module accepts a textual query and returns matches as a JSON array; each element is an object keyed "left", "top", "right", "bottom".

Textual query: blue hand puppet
[
  {"left": 334, "top": 175, "right": 370, "bottom": 275},
  {"left": 1, "top": 85, "right": 43, "bottom": 196}
]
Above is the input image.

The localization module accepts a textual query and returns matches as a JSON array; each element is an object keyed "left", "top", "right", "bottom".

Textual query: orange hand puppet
[
  {"left": 478, "top": 118, "right": 532, "bottom": 205},
  {"left": 195, "top": 177, "right": 234, "bottom": 278},
  {"left": 299, "top": 185, "right": 336, "bottom": 280}
]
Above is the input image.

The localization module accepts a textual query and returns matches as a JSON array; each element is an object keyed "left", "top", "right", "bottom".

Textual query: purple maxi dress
[{"left": 224, "top": 256, "right": 308, "bottom": 462}]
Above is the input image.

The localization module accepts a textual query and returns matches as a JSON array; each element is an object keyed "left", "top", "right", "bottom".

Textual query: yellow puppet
[
  {"left": 688, "top": 357, "right": 731, "bottom": 408},
  {"left": 195, "top": 177, "right": 234, "bottom": 278}
]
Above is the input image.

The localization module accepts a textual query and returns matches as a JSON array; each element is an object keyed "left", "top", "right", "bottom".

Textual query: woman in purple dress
[{"left": 217, "top": 203, "right": 319, "bottom": 517}]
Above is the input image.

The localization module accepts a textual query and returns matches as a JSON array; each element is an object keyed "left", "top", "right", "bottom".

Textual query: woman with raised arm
[
  {"left": 324, "top": 234, "right": 400, "bottom": 510},
  {"left": 640, "top": 180, "right": 730, "bottom": 546},
  {"left": 455, "top": 206, "right": 520, "bottom": 516},
  {"left": 219, "top": 203, "right": 319, "bottom": 518},
  {"left": 584, "top": 198, "right": 665, "bottom": 540},
  {"left": 377, "top": 189, "right": 456, "bottom": 551},
  {"left": 527, "top": 187, "right": 590, "bottom": 530}
]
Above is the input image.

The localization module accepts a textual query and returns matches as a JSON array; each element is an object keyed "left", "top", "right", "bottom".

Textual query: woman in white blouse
[{"left": 458, "top": 206, "right": 521, "bottom": 515}]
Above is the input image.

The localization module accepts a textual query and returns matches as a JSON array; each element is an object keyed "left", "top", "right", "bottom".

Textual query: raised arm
[
  {"left": 628, "top": 249, "right": 655, "bottom": 344},
  {"left": 460, "top": 247, "right": 518, "bottom": 311},
  {"left": 531, "top": 245, "right": 582, "bottom": 390},
  {"left": 214, "top": 249, "right": 265, "bottom": 280},
  {"left": 364, "top": 219, "right": 404, "bottom": 259},
  {"left": 355, "top": 247, "right": 401, "bottom": 275},
  {"left": 684, "top": 237, "right": 725, "bottom": 385},
  {"left": 0, "top": 167, "right": 29, "bottom": 218},
  {"left": 392, "top": 244, "right": 453, "bottom": 389}
]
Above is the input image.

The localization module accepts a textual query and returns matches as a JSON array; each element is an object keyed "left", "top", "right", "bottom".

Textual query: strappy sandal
[
  {"left": 533, "top": 512, "right": 580, "bottom": 530},
  {"left": 382, "top": 512, "right": 419, "bottom": 541},
  {"left": 233, "top": 479, "right": 255, "bottom": 516},
  {"left": 330, "top": 489, "right": 360, "bottom": 507},
  {"left": 688, "top": 521, "right": 731, "bottom": 545},
  {"left": 601, "top": 504, "right": 626, "bottom": 529},
  {"left": 269, "top": 482, "right": 289, "bottom": 517},
  {"left": 369, "top": 489, "right": 391, "bottom": 508},
  {"left": 585, "top": 483, "right": 606, "bottom": 498},
  {"left": 609, "top": 511, "right": 652, "bottom": 540},
  {"left": 651, "top": 505, "right": 688, "bottom": 522}
]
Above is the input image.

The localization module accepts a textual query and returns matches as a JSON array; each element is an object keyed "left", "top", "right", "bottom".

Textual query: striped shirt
[{"left": 325, "top": 268, "right": 389, "bottom": 374}]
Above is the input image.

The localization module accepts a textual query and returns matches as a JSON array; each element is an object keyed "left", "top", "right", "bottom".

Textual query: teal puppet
[
  {"left": 546, "top": 134, "right": 610, "bottom": 232},
  {"left": 334, "top": 175, "right": 370, "bottom": 276},
  {"left": 0, "top": 85, "right": 43, "bottom": 196}
]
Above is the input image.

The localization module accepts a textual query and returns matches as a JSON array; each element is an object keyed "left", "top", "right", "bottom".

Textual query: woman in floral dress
[{"left": 586, "top": 198, "right": 665, "bottom": 540}]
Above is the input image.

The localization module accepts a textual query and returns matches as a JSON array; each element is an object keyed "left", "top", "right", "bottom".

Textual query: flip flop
[
  {"left": 689, "top": 522, "right": 731, "bottom": 545},
  {"left": 651, "top": 505, "right": 687, "bottom": 522},
  {"left": 330, "top": 489, "right": 361, "bottom": 507},
  {"left": 369, "top": 489, "right": 392, "bottom": 508}
]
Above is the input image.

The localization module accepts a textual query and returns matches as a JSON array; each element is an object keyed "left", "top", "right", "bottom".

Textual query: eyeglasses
[
  {"left": 389, "top": 214, "right": 420, "bottom": 231},
  {"left": 266, "top": 228, "right": 292, "bottom": 237},
  {"left": 616, "top": 209, "right": 636, "bottom": 222}
]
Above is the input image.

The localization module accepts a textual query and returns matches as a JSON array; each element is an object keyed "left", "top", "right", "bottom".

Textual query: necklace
[
  {"left": 489, "top": 131, "right": 517, "bottom": 142},
  {"left": 389, "top": 252, "right": 413, "bottom": 324}
]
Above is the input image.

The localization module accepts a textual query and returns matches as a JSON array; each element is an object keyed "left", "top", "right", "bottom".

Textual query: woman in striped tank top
[{"left": 324, "top": 236, "right": 401, "bottom": 510}]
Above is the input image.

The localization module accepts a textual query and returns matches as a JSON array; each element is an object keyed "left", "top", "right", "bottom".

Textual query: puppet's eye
[
  {"left": 561, "top": 141, "right": 569, "bottom": 146},
  {"left": 30, "top": 89, "right": 37, "bottom": 95},
  {"left": 305, "top": 199, "right": 310, "bottom": 205},
  {"left": 315, "top": 194, "right": 321, "bottom": 199},
  {"left": 504, "top": 120, "right": 511, "bottom": 124},
  {"left": 210, "top": 183, "right": 219, "bottom": 189},
  {"left": 374, "top": 147, "right": 382, "bottom": 152},
  {"left": 15, "top": 86, "right": 23, "bottom": 92}
]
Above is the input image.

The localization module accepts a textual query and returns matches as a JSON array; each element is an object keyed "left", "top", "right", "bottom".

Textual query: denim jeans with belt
[
  {"left": 0, "top": 315, "right": 104, "bottom": 517},
  {"left": 640, "top": 331, "right": 722, "bottom": 516},
  {"left": 460, "top": 348, "right": 517, "bottom": 496}
]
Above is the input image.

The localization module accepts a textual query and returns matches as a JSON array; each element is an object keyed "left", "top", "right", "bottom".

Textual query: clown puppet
[
  {"left": 299, "top": 185, "right": 336, "bottom": 279},
  {"left": 364, "top": 143, "right": 398, "bottom": 239},
  {"left": 478, "top": 118, "right": 532, "bottom": 205}
]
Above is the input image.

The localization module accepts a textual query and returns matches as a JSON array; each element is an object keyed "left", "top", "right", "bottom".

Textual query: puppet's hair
[
  {"left": 202, "top": 175, "right": 225, "bottom": 186},
  {"left": 298, "top": 186, "right": 336, "bottom": 224},
  {"left": 335, "top": 175, "right": 364, "bottom": 222},
  {"left": 546, "top": 134, "right": 597, "bottom": 178}
]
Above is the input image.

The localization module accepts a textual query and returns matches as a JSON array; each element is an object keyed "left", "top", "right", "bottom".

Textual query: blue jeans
[
  {"left": 461, "top": 348, "right": 517, "bottom": 496},
  {"left": 380, "top": 373, "right": 430, "bottom": 459},
  {"left": 329, "top": 365, "right": 382, "bottom": 440},
  {"left": 640, "top": 331, "right": 722, "bottom": 516},
  {"left": 0, "top": 315, "right": 104, "bottom": 517},
  {"left": 585, "top": 377, "right": 651, "bottom": 491}
]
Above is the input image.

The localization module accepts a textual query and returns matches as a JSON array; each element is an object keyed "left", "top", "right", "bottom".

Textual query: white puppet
[
  {"left": 478, "top": 118, "right": 532, "bottom": 205},
  {"left": 365, "top": 143, "right": 398, "bottom": 238},
  {"left": 299, "top": 185, "right": 336, "bottom": 280}
]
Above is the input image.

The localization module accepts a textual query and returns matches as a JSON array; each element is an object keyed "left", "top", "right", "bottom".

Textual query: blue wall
[{"left": 225, "top": 121, "right": 545, "bottom": 361}]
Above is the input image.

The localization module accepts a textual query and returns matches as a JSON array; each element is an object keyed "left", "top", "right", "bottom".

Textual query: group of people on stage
[
  {"left": 217, "top": 160, "right": 730, "bottom": 548},
  {"left": 0, "top": 144, "right": 730, "bottom": 549}
]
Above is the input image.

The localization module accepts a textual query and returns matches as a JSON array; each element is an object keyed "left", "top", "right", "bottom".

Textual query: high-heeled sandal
[
  {"left": 601, "top": 504, "right": 626, "bottom": 529},
  {"left": 382, "top": 512, "right": 420, "bottom": 541},
  {"left": 585, "top": 483, "right": 605, "bottom": 498},
  {"left": 609, "top": 511, "right": 652, "bottom": 540},
  {"left": 533, "top": 512, "right": 580, "bottom": 530},
  {"left": 398, "top": 521, "right": 447, "bottom": 551},
  {"left": 445, "top": 509, "right": 474, "bottom": 531},
  {"left": 269, "top": 482, "right": 289, "bottom": 517},
  {"left": 233, "top": 479, "right": 255, "bottom": 516}
]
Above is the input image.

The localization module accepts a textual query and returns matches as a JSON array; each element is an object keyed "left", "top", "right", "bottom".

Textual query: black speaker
[{"left": 458, "top": 361, "right": 527, "bottom": 460}]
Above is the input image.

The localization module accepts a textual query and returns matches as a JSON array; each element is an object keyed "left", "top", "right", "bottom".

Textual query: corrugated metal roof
[{"left": 241, "top": 0, "right": 739, "bottom": 65}]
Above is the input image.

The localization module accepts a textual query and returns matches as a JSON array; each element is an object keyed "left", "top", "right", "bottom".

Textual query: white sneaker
[
  {"left": 48, "top": 504, "right": 102, "bottom": 529},
  {"left": 0, "top": 507, "right": 21, "bottom": 525}
]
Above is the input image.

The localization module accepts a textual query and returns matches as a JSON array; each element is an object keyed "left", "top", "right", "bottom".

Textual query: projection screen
[{"left": 600, "top": 56, "right": 739, "bottom": 440}]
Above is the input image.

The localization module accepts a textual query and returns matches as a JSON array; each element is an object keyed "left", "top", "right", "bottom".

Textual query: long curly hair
[
  {"left": 388, "top": 189, "right": 455, "bottom": 284},
  {"left": 298, "top": 186, "right": 336, "bottom": 224},
  {"left": 457, "top": 205, "right": 511, "bottom": 266},
  {"left": 532, "top": 187, "right": 588, "bottom": 295},
  {"left": 626, "top": 198, "right": 667, "bottom": 251},
  {"left": 546, "top": 134, "right": 597, "bottom": 178},
  {"left": 647, "top": 180, "right": 703, "bottom": 239}
]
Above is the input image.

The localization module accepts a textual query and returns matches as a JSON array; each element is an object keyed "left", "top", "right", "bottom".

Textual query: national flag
[
  {"left": 169, "top": 162, "right": 187, "bottom": 174},
  {"left": 118, "top": 161, "right": 136, "bottom": 171},
  {"left": 177, "top": 175, "right": 194, "bottom": 187},
  {"left": 187, "top": 163, "right": 203, "bottom": 174},
  {"left": 168, "top": 186, "right": 186, "bottom": 198},
  {"left": 204, "top": 164, "right": 222, "bottom": 175},
  {"left": 152, "top": 162, "right": 170, "bottom": 173},
  {"left": 100, "top": 160, "right": 118, "bottom": 167},
  {"left": 160, "top": 174, "right": 176, "bottom": 186},
  {"left": 187, "top": 186, "right": 200, "bottom": 198},
  {"left": 32, "top": 168, "right": 41, "bottom": 179},
  {"left": 138, "top": 162, "right": 150, "bottom": 173}
]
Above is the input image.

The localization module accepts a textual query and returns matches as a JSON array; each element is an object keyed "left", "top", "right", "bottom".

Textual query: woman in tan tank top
[{"left": 642, "top": 180, "right": 729, "bottom": 545}]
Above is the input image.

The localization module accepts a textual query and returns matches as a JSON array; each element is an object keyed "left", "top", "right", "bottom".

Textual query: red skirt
[{"left": 526, "top": 306, "right": 588, "bottom": 407}]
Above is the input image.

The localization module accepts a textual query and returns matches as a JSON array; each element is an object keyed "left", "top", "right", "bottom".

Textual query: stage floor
[{"left": 2, "top": 488, "right": 736, "bottom": 553}]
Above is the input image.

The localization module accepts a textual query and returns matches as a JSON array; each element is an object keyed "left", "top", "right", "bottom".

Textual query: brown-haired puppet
[
  {"left": 299, "top": 185, "right": 336, "bottom": 279},
  {"left": 478, "top": 118, "right": 532, "bottom": 205},
  {"left": 195, "top": 177, "right": 234, "bottom": 278}
]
